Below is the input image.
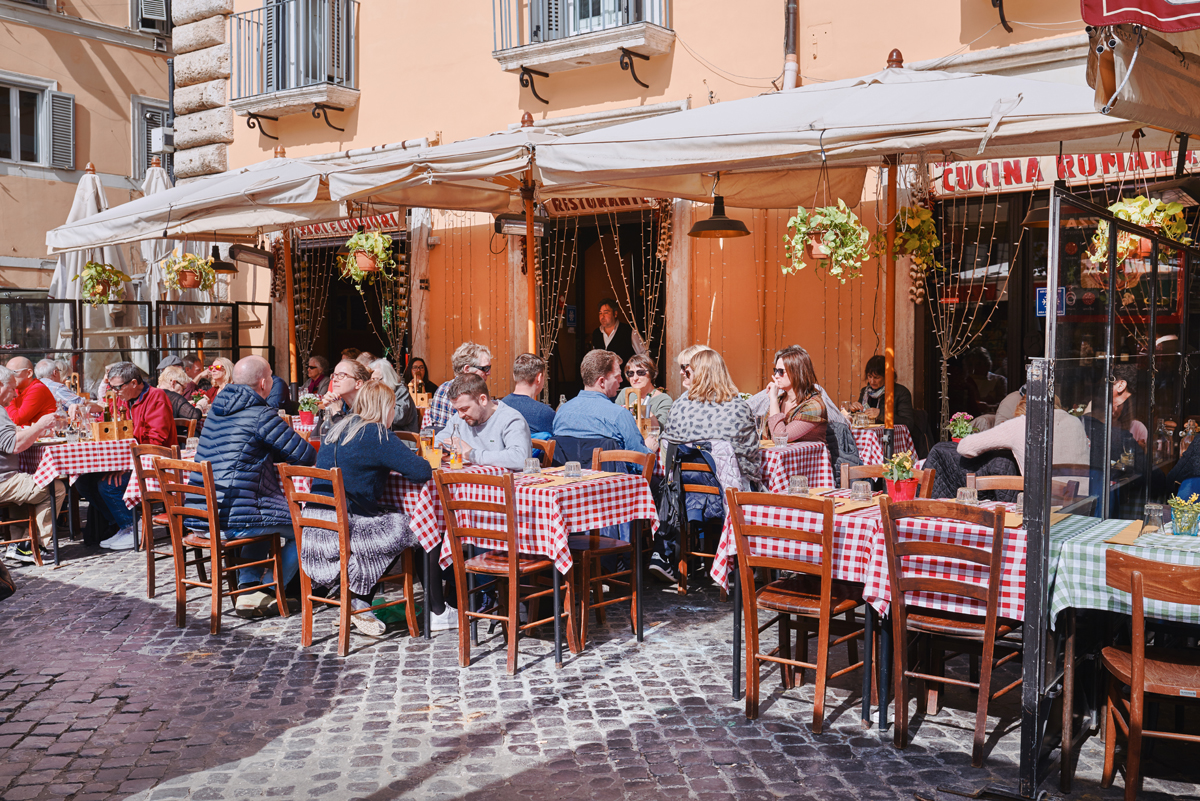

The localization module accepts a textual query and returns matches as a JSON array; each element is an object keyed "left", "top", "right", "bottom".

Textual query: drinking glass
[
  {"left": 1143, "top": 503, "right": 1165, "bottom": 534},
  {"left": 772, "top": 435, "right": 789, "bottom": 448},
  {"left": 755, "top": 415, "right": 766, "bottom": 438},
  {"left": 420, "top": 427, "right": 435, "bottom": 455},
  {"left": 523, "top": 457, "right": 541, "bottom": 474},
  {"left": 788, "top": 475, "right": 809, "bottom": 496},
  {"left": 1016, "top": 492, "right": 1025, "bottom": 514},
  {"left": 185, "top": 436, "right": 200, "bottom": 453},
  {"left": 66, "top": 427, "right": 79, "bottom": 444},
  {"left": 850, "top": 480, "right": 873, "bottom": 501},
  {"left": 956, "top": 487, "right": 979, "bottom": 506},
  {"left": 564, "top": 461, "right": 582, "bottom": 478}
]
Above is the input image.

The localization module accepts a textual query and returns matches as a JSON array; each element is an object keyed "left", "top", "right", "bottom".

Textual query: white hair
[
  {"left": 368, "top": 359, "right": 400, "bottom": 390},
  {"left": 0, "top": 366, "right": 13, "bottom": 388},
  {"left": 34, "top": 359, "right": 57, "bottom": 380}
]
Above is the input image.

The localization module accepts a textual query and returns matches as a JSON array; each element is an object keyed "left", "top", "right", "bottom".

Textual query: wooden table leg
[
  {"left": 862, "top": 606, "right": 875, "bottom": 728},
  {"left": 423, "top": 547, "right": 434, "bottom": 640},
  {"left": 1061, "top": 608, "right": 1077, "bottom": 793}
]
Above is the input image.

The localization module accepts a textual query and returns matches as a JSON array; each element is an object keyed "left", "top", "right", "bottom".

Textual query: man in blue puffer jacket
[{"left": 192, "top": 355, "right": 316, "bottom": 618}]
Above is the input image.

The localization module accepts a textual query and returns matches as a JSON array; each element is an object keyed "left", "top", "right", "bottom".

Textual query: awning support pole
[
  {"left": 885, "top": 153, "right": 897, "bottom": 430},
  {"left": 282, "top": 229, "right": 298, "bottom": 386},
  {"left": 524, "top": 170, "right": 537, "bottom": 355}
]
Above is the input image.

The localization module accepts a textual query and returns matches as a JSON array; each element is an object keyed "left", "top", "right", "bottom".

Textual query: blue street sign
[{"left": 1036, "top": 287, "right": 1066, "bottom": 318}]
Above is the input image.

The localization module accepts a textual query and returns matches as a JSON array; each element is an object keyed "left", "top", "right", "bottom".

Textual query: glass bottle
[{"left": 559, "top": 394, "right": 567, "bottom": 409}]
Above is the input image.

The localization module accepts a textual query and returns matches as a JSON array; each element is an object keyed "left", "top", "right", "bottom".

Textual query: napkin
[
  {"left": 1003, "top": 512, "right": 1023, "bottom": 529},
  {"left": 833, "top": 498, "right": 879, "bottom": 514},
  {"left": 1104, "top": 520, "right": 1144, "bottom": 545}
]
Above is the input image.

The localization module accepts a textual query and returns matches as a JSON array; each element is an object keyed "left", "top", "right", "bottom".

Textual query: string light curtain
[{"left": 291, "top": 231, "right": 337, "bottom": 380}]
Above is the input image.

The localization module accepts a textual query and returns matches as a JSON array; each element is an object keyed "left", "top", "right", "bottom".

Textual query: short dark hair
[
  {"left": 597, "top": 298, "right": 618, "bottom": 314},
  {"left": 1113, "top": 362, "right": 1138, "bottom": 389},
  {"left": 580, "top": 349, "right": 620, "bottom": 388},
  {"left": 625, "top": 353, "right": 657, "bottom": 381},
  {"left": 181, "top": 354, "right": 201, "bottom": 370},
  {"left": 447, "top": 373, "right": 488, "bottom": 401},
  {"left": 865, "top": 355, "right": 886, "bottom": 378},
  {"left": 512, "top": 353, "right": 545, "bottom": 385}
]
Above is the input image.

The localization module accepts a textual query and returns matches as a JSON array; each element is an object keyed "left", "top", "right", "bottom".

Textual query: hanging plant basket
[
  {"left": 1088, "top": 195, "right": 1191, "bottom": 268},
  {"left": 783, "top": 200, "right": 883, "bottom": 284},
  {"left": 339, "top": 229, "right": 395, "bottom": 291},
  {"left": 163, "top": 252, "right": 217, "bottom": 293},
  {"left": 73, "top": 261, "right": 131, "bottom": 307}
]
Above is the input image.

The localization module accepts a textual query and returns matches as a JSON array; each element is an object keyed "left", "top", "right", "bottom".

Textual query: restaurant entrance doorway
[{"left": 539, "top": 200, "right": 669, "bottom": 401}]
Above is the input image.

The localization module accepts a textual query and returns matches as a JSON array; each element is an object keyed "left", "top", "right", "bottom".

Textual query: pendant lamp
[{"left": 688, "top": 195, "right": 750, "bottom": 238}]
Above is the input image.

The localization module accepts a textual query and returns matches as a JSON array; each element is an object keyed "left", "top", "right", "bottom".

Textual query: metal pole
[
  {"left": 884, "top": 154, "right": 897, "bottom": 429},
  {"left": 524, "top": 167, "right": 538, "bottom": 354},
  {"left": 282, "top": 230, "right": 298, "bottom": 384}
]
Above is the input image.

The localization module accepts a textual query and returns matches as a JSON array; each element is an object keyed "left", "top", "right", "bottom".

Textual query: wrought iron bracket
[
  {"left": 519, "top": 66, "right": 550, "bottom": 104},
  {"left": 991, "top": 0, "right": 1013, "bottom": 33},
  {"left": 619, "top": 47, "right": 650, "bottom": 88},
  {"left": 246, "top": 112, "right": 279, "bottom": 140},
  {"left": 312, "top": 104, "right": 346, "bottom": 132}
]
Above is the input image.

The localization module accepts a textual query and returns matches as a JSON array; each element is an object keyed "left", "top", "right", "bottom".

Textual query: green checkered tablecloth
[{"left": 1049, "top": 515, "right": 1200, "bottom": 627}]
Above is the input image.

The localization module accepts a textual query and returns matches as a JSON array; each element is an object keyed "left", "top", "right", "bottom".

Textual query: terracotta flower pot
[
  {"left": 354, "top": 250, "right": 379, "bottom": 272},
  {"left": 806, "top": 231, "right": 830, "bottom": 260},
  {"left": 178, "top": 270, "right": 200, "bottom": 289},
  {"left": 90, "top": 281, "right": 110, "bottom": 298},
  {"left": 886, "top": 477, "right": 919, "bottom": 502},
  {"left": 298, "top": 410, "right": 314, "bottom": 425}
]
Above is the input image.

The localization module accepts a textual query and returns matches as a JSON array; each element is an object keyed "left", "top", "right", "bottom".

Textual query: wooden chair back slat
[
  {"left": 131, "top": 443, "right": 177, "bottom": 504},
  {"left": 842, "top": 463, "right": 935, "bottom": 498},
  {"left": 154, "top": 457, "right": 220, "bottom": 531},
  {"left": 174, "top": 418, "right": 197, "bottom": 441},
  {"left": 434, "top": 470, "right": 519, "bottom": 551},
  {"left": 532, "top": 438, "right": 557, "bottom": 469},
  {"left": 967, "top": 474, "right": 1024, "bottom": 492},
  {"left": 681, "top": 459, "right": 721, "bottom": 495},
  {"left": 727, "top": 489, "right": 834, "bottom": 580},
  {"left": 591, "top": 449, "right": 654, "bottom": 480},
  {"left": 394, "top": 431, "right": 421, "bottom": 448},
  {"left": 1105, "top": 549, "right": 1200, "bottom": 608}
]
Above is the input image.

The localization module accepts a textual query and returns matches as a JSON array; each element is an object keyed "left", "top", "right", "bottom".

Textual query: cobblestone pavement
[{"left": 2, "top": 542, "right": 1197, "bottom": 801}]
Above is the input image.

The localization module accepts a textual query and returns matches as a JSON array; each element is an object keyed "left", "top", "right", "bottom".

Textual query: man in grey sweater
[{"left": 435, "top": 373, "right": 531, "bottom": 471}]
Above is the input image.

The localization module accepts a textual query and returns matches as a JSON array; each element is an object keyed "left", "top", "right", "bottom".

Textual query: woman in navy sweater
[{"left": 303, "top": 380, "right": 432, "bottom": 636}]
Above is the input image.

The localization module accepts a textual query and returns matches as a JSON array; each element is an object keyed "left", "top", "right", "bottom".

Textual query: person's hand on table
[
  {"left": 33, "top": 413, "right": 58, "bottom": 437},
  {"left": 846, "top": 400, "right": 864, "bottom": 412},
  {"left": 449, "top": 436, "right": 473, "bottom": 461},
  {"left": 644, "top": 434, "right": 659, "bottom": 452},
  {"left": 864, "top": 407, "right": 880, "bottom": 420}
]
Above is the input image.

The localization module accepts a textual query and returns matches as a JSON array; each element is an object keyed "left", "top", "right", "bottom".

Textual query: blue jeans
[
  {"left": 76, "top": 471, "right": 134, "bottom": 529},
  {"left": 223, "top": 527, "right": 297, "bottom": 588}
]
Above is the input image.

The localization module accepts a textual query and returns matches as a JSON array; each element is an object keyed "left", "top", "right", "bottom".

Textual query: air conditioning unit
[{"left": 151, "top": 126, "right": 174, "bottom": 154}]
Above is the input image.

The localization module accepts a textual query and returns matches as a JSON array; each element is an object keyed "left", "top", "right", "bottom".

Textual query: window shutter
[
  {"left": 531, "top": 0, "right": 562, "bottom": 42},
  {"left": 48, "top": 91, "right": 74, "bottom": 170},
  {"left": 264, "top": 0, "right": 280, "bottom": 93},
  {"left": 140, "top": 0, "right": 168, "bottom": 22},
  {"left": 143, "top": 107, "right": 166, "bottom": 175}
]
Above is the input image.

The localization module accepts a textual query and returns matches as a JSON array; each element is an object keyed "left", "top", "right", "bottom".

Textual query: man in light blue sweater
[{"left": 435, "top": 373, "right": 531, "bottom": 471}]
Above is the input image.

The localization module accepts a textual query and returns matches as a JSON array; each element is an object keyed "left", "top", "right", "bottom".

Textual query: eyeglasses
[
  {"left": 331, "top": 371, "right": 356, "bottom": 381},
  {"left": 471, "top": 364, "right": 492, "bottom": 376},
  {"left": 108, "top": 381, "right": 127, "bottom": 392},
  {"left": 772, "top": 368, "right": 787, "bottom": 376},
  {"left": 626, "top": 369, "right": 649, "bottom": 378},
  {"left": 679, "top": 364, "right": 691, "bottom": 374}
]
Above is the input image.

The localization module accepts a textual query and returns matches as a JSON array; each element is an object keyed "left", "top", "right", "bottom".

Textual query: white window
[
  {"left": 133, "top": 0, "right": 172, "bottom": 35},
  {"left": 132, "top": 96, "right": 170, "bottom": 180},
  {"left": 0, "top": 71, "right": 72, "bottom": 169}
]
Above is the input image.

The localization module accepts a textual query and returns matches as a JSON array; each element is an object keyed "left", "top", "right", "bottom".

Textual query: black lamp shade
[
  {"left": 210, "top": 245, "right": 238, "bottom": 274},
  {"left": 688, "top": 195, "right": 750, "bottom": 238}
]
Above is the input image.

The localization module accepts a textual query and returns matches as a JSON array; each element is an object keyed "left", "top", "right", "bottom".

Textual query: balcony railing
[
  {"left": 492, "top": 0, "right": 669, "bottom": 52},
  {"left": 230, "top": 0, "right": 358, "bottom": 102}
]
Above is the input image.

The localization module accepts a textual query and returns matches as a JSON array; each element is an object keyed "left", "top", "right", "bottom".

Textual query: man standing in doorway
[{"left": 590, "top": 299, "right": 645, "bottom": 386}]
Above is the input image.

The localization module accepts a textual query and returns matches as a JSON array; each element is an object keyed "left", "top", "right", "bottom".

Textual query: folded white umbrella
[
  {"left": 328, "top": 127, "right": 562, "bottom": 212},
  {"left": 46, "top": 157, "right": 346, "bottom": 254},
  {"left": 536, "top": 66, "right": 1167, "bottom": 207}
]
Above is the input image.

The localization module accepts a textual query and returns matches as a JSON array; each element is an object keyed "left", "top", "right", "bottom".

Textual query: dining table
[
  {"left": 851, "top": 423, "right": 915, "bottom": 465},
  {"left": 759, "top": 440, "right": 835, "bottom": 492},
  {"left": 20, "top": 437, "right": 138, "bottom": 564}
]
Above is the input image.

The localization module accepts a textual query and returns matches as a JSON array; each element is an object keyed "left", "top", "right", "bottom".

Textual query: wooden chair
[
  {"left": 174, "top": 417, "right": 197, "bottom": 442},
  {"left": 566, "top": 449, "right": 653, "bottom": 646},
  {"left": 879, "top": 497, "right": 1022, "bottom": 767},
  {"left": 841, "top": 463, "right": 936, "bottom": 498},
  {"left": 278, "top": 463, "right": 420, "bottom": 656},
  {"left": 531, "top": 438, "right": 556, "bottom": 469},
  {"left": 0, "top": 504, "right": 39, "bottom": 566},
  {"left": 965, "top": 474, "right": 1024, "bottom": 492},
  {"left": 727, "top": 489, "right": 869, "bottom": 731},
  {"left": 394, "top": 431, "right": 422, "bottom": 449},
  {"left": 130, "top": 443, "right": 206, "bottom": 598},
  {"left": 1100, "top": 550, "right": 1200, "bottom": 801},
  {"left": 434, "top": 469, "right": 580, "bottom": 674},
  {"left": 154, "top": 457, "right": 289, "bottom": 635},
  {"left": 676, "top": 457, "right": 724, "bottom": 596}
]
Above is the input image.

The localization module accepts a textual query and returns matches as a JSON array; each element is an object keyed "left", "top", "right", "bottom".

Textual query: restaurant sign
[
  {"left": 543, "top": 196, "right": 656, "bottom": 217},
  {"left": 932, "top": 149, "right": 1200, "bottom": 197}
]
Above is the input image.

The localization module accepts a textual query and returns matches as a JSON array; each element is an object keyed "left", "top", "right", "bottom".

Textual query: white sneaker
[
  {"left": 100, "top": 526, "right": 136, "bottom": 551},
  {"left": 429, "top": 608, "right": 459, "bottom": 631}
]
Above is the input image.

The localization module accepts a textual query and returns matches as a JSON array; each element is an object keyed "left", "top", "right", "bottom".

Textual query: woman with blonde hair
[
  {"left": 675, "top": 344, "right": 712, "bottom": 397},
  {"left": 318, "top": 358, "right": 371, "bottom": 435},
  {"left": 303, "top": 380, "right": 433, "bottom": 637},
  {"left": 368, "top": 358, "right": 419, "bottom": 432}
]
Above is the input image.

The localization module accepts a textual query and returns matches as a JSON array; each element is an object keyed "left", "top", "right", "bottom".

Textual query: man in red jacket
[
  {"left": 5, "top": 356, "right": 57, "bottom": 426},
  {"left": 75, "top": 361, "right": 177, "bottom": 551}
]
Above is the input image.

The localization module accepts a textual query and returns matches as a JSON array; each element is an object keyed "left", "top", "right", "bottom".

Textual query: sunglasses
[
  {"left": 679, "top": 364, "right": 691, "bottom": 374},
  {"left": 108, "top": 381, "right": 127, "bottom": 392},
  {"left": 772, "top": 368, "right": 787, "bottom": 376},
  {"left": 307, "top": 364, "right": 320, "bottom": 370},
  {"left": 626, "top": 369, "right": 649, "bottom": 378},
  {"left": 471, "top": 364, "right": 492, "bottom": 375}
]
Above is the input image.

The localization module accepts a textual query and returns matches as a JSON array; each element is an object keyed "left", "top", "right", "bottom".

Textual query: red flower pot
[
  {"left": 298, "top": 411, "right": 314, "bottom": 425},
  {"left": 178, "top": 270, "right": 200, "bottom": 289},
  {"left": 354, "top": 250, "right": 379, "bottom": 272},
  {"left": 886, "top": 477, "right": 919, "bottom": 502},
  {"left": 952, "top": 437, "right": 962, "bottom": 442}
]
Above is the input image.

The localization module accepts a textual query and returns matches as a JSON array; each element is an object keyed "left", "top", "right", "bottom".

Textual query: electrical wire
[{"left": 674, "top": 33, "right": 785, "bottom": 88}]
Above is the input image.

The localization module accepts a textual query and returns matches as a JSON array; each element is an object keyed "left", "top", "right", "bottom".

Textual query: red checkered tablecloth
[
  {"left": 21, "top": 439, "right": 136, "bottom": 487},
  {"left": 851, "top": 424, "right": 915, "bottom": 465},
  {"left": 761, "top": 441, "right": 834, "bottom": 492},
  {"left": 712, "top": 489, "right": 881, "bottom": 590},
  {"left": 422, "top": 467, "right": 660, "bottom": 574},
  {"left": 290, "top": 416, "right": 316, "bottom": 437},
  {"left": 862, "top": 502, "right": 1026, "bottom": 619}
]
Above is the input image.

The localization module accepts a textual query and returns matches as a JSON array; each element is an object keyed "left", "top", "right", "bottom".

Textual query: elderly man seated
[
  {"left": 192, "top": 355, "right": 315, "bottom": 619},
  {"left": 75, "top": 362, "right": 177, "bottom": 551},
  {"left": 434, "top": 373, "right": 531, "bottom": 470},
  {"left": 5, "top": 357, "right": 57, "bottom": 426},
  {"left": 553, "top": 349, "right": 657, "bottom": 456},
  {"left": 34, "top": 359, "right": 86, "bottom": 413},
  {"left": 0, "top": 366, "right": 65, "bottom": 564}
]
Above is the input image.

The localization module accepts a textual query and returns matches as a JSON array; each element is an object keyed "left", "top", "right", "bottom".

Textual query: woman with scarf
[
  {"left": 305, "top": 355, "right": 330, "bottom": 396},
  {"left": 766, "top": 345, "right": 826, "bottom": 444},
  {"left": 847, "top": 354, "right": 927, "bottom": 454}
]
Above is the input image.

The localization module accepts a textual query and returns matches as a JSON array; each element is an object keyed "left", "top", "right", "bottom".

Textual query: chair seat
[
  {"left": 152, "top": 512, "right": 171, "bottom": 526},
  {"left": 757, "top": 575, "right": 863, "bottom": 617},
  {"left": 567, "top": 533, "right": 632, "bottom": 554},
  {"left": 906, "top": 607, "right": 1020, "bottom": 641},
  {"left": 465, "top": 550, "right": 554, "bottom": 575},
  {"left": 1102, "top": 645, "right": 1200, "bottom": 697},
  {"left": 182, "top": 531, "right": 272, "bottom": 549}
]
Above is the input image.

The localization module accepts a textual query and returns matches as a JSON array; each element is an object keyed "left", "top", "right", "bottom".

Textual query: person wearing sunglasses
[
  {"left": 674, "top": 344, "right": 711, "bottom": 400},
  {"left": 3, "top": 356, "right": 58, "bottom": 427},
  {"left": 305, "top": 355, "right": 331, "bottom": 397},
  {"left": 766, "top": 346, "right": 827, "bottom": 445},
  {"left": 424, "top": 342, "right": 492, "bottom": 432},
  {"left": 615, "top": 354, "right": 672, "bottom": 429}
]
